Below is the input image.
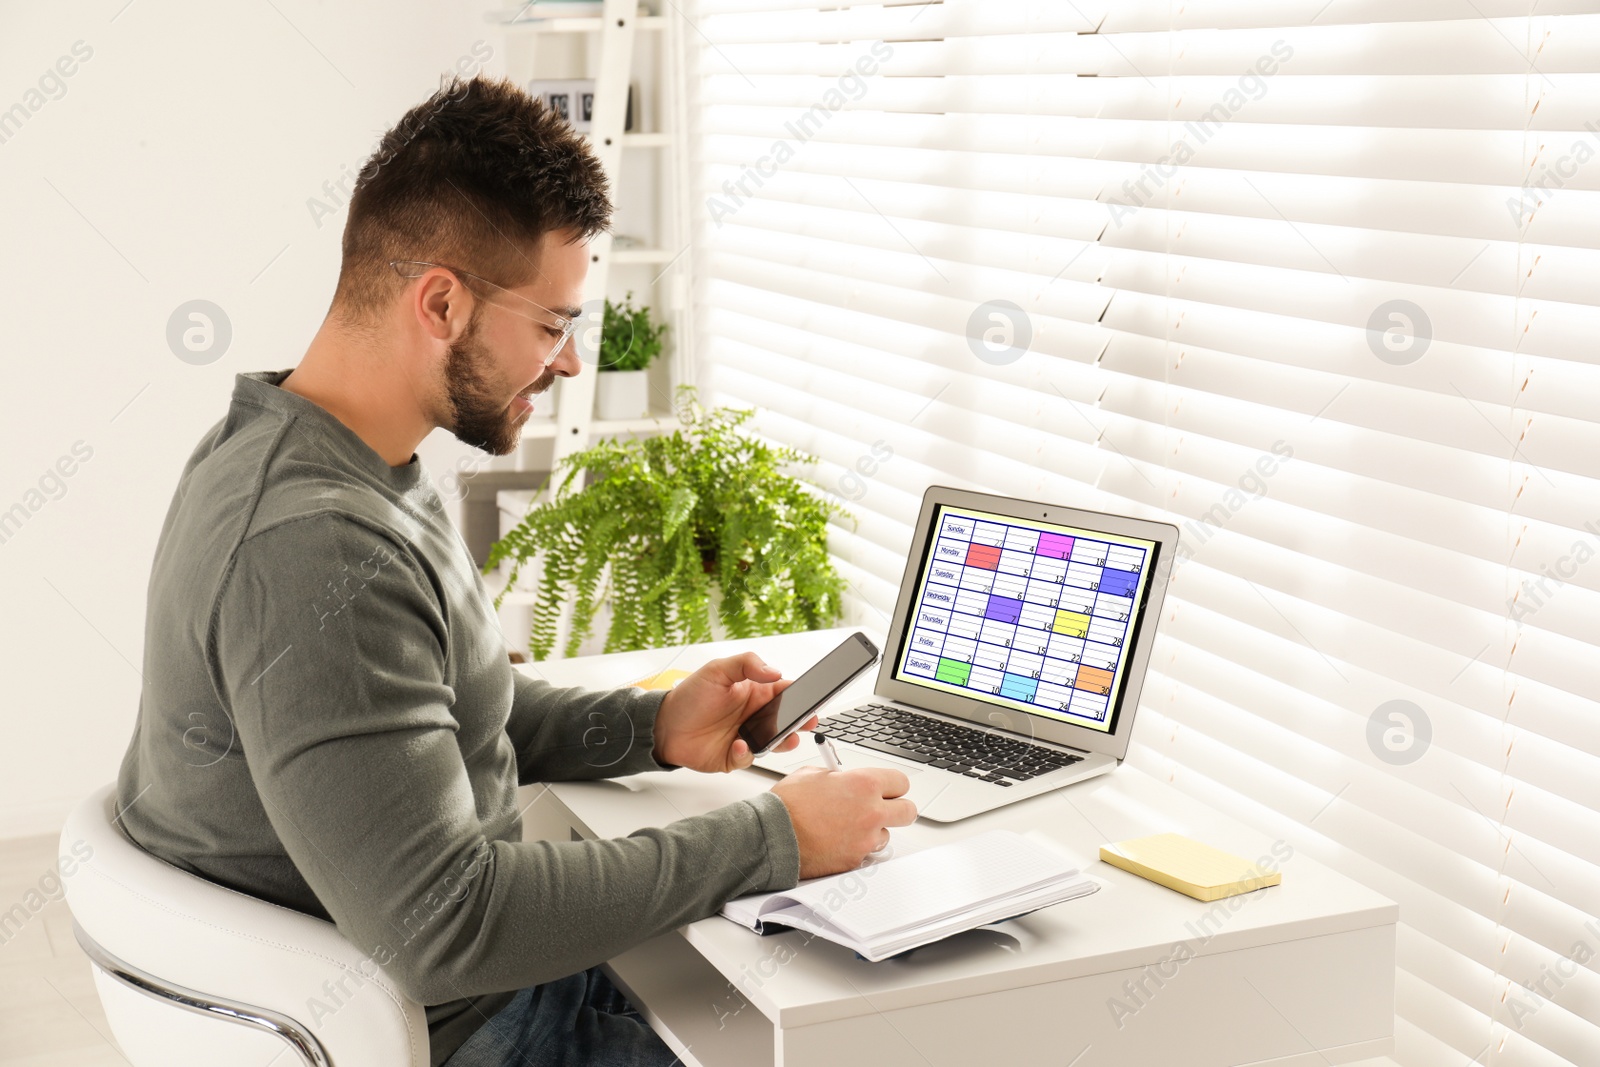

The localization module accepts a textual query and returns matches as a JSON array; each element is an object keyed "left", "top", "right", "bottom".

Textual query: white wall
[{"left": 0, "top": 1, "right": 504, "bottom": 838}]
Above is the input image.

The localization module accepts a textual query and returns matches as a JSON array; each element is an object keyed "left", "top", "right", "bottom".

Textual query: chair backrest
[{"left": 62, "top": 785, "right": 429, "bottom": 1067}]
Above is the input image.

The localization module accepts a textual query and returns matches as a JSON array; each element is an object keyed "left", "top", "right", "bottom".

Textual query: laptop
[{"left": 754, "top": 486, "right": 1179, "bottom": 822}]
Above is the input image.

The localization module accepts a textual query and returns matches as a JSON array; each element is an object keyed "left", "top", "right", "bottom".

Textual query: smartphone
[{"left": 738, "top": 632, "right": 880, "bottom": 756}]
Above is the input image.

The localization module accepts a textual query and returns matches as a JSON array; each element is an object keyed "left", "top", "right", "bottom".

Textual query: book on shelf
[{"left": 719, "top": 829, "right": 1098, "bottom": 962}]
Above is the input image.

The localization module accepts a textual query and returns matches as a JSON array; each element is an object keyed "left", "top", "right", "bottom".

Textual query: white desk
[{"left": 516, "top": 627, "right": 1397, "bottom": 1067}]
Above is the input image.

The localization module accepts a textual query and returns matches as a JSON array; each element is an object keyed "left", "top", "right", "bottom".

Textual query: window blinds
[{"left": 683, "top": 2, "right": 1600, "bottom": 1063}]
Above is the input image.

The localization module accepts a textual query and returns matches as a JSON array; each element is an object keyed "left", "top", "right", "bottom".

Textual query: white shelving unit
[
  {"left": 485, "top": 0, "right": 691, "bottom": 657},
  {"left": 490, "top": 0, "right": 690, "bottom": 477},
  {"left": 497, "top": 12, "right": 666, "bottom": 34},
  {"left": 516, "top": 414, "right": 670, "bottom": 440}
]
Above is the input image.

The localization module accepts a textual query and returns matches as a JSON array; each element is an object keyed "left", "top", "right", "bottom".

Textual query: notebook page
[
  {"left": 788, "top": 830, "right": 1078, "bottom": 943},
  {"left": 719, "top": 832, "right": 915, "bottom": 930}
]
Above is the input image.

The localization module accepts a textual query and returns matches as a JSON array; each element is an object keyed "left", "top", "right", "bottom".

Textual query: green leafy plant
[
  {"left": 599, "top": 292, "right": 666, "bottom": 372},
  {"left": 486, "top": 389, "right": 849, "bottom": 658}
]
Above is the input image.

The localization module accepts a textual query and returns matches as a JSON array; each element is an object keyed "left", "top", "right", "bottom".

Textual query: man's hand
[
  {"left": 771, "top": 766, "right": 918, "bottom": 878},
  {"left": 652, "top": 652, "right": 814, "bottom": 772}
]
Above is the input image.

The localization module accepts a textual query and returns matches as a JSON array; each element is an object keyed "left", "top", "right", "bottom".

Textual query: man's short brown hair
[{"left": 333, "top": 75, "right": 611, "bottom": 317}]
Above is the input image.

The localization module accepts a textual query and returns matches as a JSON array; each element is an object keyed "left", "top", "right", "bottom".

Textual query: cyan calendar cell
[{"left": 1000, "top": 673, "right": 1040, "bottom": 702}]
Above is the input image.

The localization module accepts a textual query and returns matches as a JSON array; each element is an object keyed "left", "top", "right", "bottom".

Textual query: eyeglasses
[{"left": 390, "top": 259, "right": 578, "bottom": 364}]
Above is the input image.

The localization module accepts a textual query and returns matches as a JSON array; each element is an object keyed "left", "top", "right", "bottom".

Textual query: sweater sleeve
[
  {"left": 504, "top": 669, "right": 678, "bottom": 783},
  {"left": 213, "top": 514, "right": 801, "bottom": 1006}
]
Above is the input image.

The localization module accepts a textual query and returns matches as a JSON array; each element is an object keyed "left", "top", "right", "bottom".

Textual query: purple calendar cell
[
  {"left": 1037, "top": 532, "right": 1075, "bottom": 559},
  {"left": 1098, "top": 568, "right": 1139, "bottom": 597},
  {"left": 984, "top": 594, "right": 1023, "bottom": 624}
]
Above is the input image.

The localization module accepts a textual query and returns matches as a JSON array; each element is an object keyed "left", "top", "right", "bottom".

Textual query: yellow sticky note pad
[
  {"left": 628, "top": 668, "right": 691, "bottom": 691},
  {"left": 1099, "top": 833, "right": 1282, "bottom": 902}
]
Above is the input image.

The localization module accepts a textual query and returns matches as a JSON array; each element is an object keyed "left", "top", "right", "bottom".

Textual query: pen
[{"left": 814, "top": 731, "right": 844, "bottom": 771}]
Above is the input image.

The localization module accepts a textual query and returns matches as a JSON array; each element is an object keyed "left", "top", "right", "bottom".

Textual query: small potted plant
[
  {"left": 594, "top": 292, "right": 666, "bottom": 421},
  {"left": 486, "top": 389, "right": 849, "bottom": 658}
]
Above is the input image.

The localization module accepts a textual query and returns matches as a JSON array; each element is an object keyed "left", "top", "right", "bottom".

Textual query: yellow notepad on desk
[{"left": 1099, "top": 833, "right": 1281, "bottom": 902}]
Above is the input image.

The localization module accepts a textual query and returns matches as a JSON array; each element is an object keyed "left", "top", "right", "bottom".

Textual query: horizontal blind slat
[{"left": 686, "top": 4, "right": 1600, "bottom": 1060}]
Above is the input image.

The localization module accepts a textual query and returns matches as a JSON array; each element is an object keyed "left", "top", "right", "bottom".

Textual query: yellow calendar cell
[{"left": 1052, "top": 610, "right": 1091, "bottom": 638}]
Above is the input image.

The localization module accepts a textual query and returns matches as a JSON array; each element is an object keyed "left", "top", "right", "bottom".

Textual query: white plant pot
[{"left": 595, "top": 369, "right": 650, "bottom": 421}]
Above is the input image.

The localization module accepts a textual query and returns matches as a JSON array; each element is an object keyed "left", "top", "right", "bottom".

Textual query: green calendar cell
[{"left": 935, "top": 657, "right": 972, "bottom": 686}]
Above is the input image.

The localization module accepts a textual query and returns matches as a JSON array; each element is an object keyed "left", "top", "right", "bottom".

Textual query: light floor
[
  {"left": 0, "top": 829, "right": 1405, "bottom": 1066},
  {"left": 0, "top": 833, "right": 122, "bottom": 1066}
]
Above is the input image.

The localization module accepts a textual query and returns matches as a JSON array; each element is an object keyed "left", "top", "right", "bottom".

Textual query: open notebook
[{"left": 719, "top": 830, "right": 1098, "bottom": 962}]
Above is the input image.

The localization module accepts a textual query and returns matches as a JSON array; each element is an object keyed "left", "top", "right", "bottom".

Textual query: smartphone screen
[{"left": 738, "top": 633, "right": 880, "bottom": 755}]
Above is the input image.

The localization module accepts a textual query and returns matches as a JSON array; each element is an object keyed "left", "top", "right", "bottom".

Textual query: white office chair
[{"left": 61, "top": 785, "right": 429, "bottom": 1067}]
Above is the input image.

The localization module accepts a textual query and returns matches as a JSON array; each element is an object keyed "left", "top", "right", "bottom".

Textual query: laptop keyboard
[{"left": 820, "top": 704, "right": 1083, "bottom": 787}]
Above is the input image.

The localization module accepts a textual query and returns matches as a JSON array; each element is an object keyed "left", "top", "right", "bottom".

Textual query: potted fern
[
  {"left": 486, "top": 390, "right": 848, "bottom": 658},
  {"left": 594, "top": 292, "right": 666, "bottom": 421}
]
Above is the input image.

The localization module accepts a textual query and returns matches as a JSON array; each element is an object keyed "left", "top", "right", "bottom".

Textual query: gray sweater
[{"left": 116, "top": 370, "right": 801, "bottom": 1065}]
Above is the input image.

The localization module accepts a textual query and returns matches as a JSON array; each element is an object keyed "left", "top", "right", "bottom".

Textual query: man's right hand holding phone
[{"left": 770, "top": 765, "right": 917, "bottom": 879}]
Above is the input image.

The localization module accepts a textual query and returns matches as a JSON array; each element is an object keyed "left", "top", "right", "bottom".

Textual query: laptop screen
[{"left": 890, "top": 504, "right": 1160, "bottom": 735}]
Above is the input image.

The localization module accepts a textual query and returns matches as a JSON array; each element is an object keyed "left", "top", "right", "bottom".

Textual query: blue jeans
[{"left": 443, "top": 968, "right": 679, "bottom": 1067}]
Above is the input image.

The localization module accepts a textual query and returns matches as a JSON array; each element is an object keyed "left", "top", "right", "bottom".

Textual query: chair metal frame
[{"left": 72, "top": 919, "right": 333, "bottom": 1067}]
